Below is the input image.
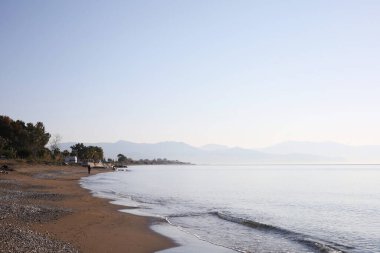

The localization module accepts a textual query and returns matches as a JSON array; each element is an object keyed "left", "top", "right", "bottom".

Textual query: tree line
[
  {"left": 0, "top": 115, "right": 51, "bottom": 159},
  {"left": 69, "top": 143, "right": 103, "bottom": 161},
  {"left": 0, "top": 115, "right": 103, "bottom": 162},
  {"left": 115, "top": 153, "right": 191, "bottom": 165},
  {"left": 0, "top": 115, "right": 190, "bottom": 165}
]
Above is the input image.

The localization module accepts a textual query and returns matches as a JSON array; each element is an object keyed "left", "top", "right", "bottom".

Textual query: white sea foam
[{"left": 81, "top": 165, "right": 380, "bottom": 253}]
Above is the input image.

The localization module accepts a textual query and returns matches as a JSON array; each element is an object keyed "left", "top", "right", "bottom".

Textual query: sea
[{"left": 80, "top": 165, "right": 380, "bottom": 253}]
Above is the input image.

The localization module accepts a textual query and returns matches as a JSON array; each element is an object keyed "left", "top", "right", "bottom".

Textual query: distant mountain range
[
  {"left": 60, "top": 140, "right": 380, "bottom": 164},
  {"left": 260, "top": 141, "right": 380, "bottom": 164}
]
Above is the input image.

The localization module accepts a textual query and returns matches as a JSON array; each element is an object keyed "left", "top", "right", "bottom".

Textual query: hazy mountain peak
[
  {"left": 201, "top": 144, "right": 230, "bottom": 151},
  {"left": 260, "top": 141, "right": 380, "bottom": 163}
]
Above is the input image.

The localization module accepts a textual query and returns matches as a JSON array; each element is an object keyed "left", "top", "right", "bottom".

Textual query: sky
[{"left": 1, "top": 0, "right": 380, "bottom": 148}]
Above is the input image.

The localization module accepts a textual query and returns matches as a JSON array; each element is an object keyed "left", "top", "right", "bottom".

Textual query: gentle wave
[
  {"left": 86, "top": 187, "right": 355, "bottom": 253},
  {"left": 167, "top": 211, "right": 354, "bottom": 253},
  {"left": 165, "top": 215, "right": 246, "bottom": 253},
  {"left": 211, "top": 211, "right": 354, "bottom": 253},
  {"left": 167, "top": 211, "right": 210, "bottom": 218},
  {"left": 81, "top": 166, "right": 380, "bottom": 253}
]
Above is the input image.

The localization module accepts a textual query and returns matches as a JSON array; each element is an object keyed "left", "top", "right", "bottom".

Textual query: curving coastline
[{"left": 0, "top": 161, "right": 175, "bottom": 253}]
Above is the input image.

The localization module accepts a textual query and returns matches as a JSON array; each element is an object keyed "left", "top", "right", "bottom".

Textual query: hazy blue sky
[{"left": 1, "top": 0, "right": 380, "bottom": 148}]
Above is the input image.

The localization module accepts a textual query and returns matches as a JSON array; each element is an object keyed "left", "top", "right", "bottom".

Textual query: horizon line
[{"left": 60, "top": 139, "right": 380, "bottom": 149}]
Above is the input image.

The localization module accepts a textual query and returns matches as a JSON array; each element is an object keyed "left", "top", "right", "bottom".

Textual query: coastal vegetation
[
  {"left": 0, "top": 115, "right": 104, "bottom": 162},
  {"left": 115, "top": 153, "right": 191, "bottom": 166},
  {"left": 0, "top": 115, "right": 50, "bottom": 159},
  {"left": 0, "top": 115, "right": 189, "bottom": 165},
  {"left": 69, "top": 143, "right": 104, "bottom": 161}
]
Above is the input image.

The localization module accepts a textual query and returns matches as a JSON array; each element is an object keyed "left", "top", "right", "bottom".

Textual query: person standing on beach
[{"left": 87, "top": 165, "right": 91, "bottom": 174}]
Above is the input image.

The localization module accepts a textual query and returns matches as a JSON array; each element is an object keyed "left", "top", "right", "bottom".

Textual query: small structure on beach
[
  {"left": 81, "top": 159, "right": 105, "bottom": 168},
  {"left": 64, "top": 156, "right": 77, "bottom": 164}
]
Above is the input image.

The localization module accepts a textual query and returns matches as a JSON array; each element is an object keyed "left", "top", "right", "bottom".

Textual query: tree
[
  {"left": 28, "top": 122, "right": 51, "bottom": 158},
  {"left": 70, "top": 143, "right": 86, "bottom": 159},
  {"left": 0, "top": 136, "right": 16, "bottom": 158},
  {"left": 49, "top": 134, "right": 62, "bottom": 156},
  {"left": 0, "top": 115, "right": 50, "bottom": 159},
  {"left": 117, "top": 154, "right": 128, "bottom": 163},
  {"left": 62, "top": 150, "right": 70, "bottom": 157},
  {"left": 85, "top": 146, "right": 104, "bottom": 161},
  {"left": 70, "top": 143, "right": 104, "bottom": 161}
]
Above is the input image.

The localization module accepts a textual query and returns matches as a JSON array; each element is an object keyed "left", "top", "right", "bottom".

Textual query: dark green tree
[
  {"left": 117, "top": 153, "right": 128, "bottom": 163},
  {"left": 0, "top": 115, "right": 50, "bottom": 159},
  {"left": 70, "top": 143, "right": 103, "bottom": 161},
  {"left": 85, "top": 146, "right": 104, "bottom": 161},
  {"left": 70, "top": 143, "right": 86, "bottom": 159},
  {"left": 62, "top": 150, "right": 70, "bottom": 157}
]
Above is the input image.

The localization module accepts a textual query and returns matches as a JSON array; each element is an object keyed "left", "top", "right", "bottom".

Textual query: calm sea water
[{"left": 81, "top": 165, "right": 380, "bottom": 253}]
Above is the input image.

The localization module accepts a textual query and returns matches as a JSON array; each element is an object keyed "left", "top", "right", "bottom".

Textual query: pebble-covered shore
[{"left": 0, "top": 177, "right": 78, "bottom": 252}]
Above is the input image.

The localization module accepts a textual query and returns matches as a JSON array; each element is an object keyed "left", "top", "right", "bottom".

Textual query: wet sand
[{"left": 0, "top": 161, "right": 175, "bottom": 253}]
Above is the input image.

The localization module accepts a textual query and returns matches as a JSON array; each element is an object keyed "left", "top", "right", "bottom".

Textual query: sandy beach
[{"left": 0, "top": 161, "right": 175, "bottom": 253}]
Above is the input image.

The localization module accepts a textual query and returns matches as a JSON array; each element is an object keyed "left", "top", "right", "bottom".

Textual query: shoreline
[
  {"left": 0, "top": 161, "right": 176, "bottom": 253},
  {"left": 81, "top": 167, "right": 238, "bottom": 253}
]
